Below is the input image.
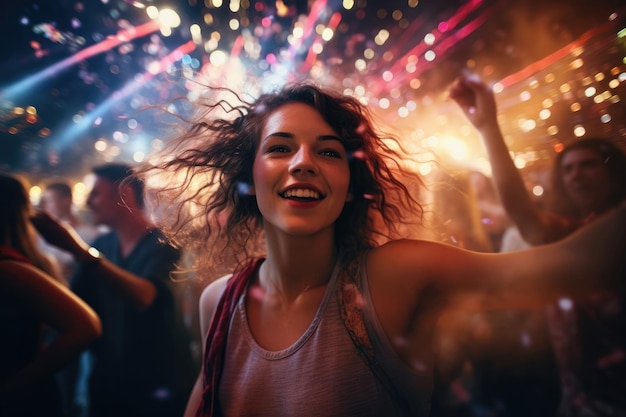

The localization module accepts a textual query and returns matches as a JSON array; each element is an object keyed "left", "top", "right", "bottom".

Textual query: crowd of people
[{"left": 1, "top": 72, "right": 624, "bottom": 417}]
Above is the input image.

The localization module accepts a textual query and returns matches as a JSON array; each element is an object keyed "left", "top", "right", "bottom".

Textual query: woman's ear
[{"left": 247, "top": 185, "right": 256, "bottom": 195}]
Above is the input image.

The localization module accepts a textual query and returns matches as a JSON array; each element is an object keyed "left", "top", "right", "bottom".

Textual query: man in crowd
[{"left": 34, "top": 163, "right": 195, "bottom": 417}]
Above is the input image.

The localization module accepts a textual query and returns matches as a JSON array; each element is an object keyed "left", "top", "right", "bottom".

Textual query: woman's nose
[{"left": 289, "top": 147, "right": 318, "bottom": 176}]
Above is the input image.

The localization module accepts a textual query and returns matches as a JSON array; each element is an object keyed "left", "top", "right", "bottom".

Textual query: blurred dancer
[
  {"left": 40, "top": 181, "right": 103, "bottom": 417},
  {"left": 450, "top": 73, "right": 626, "bottom": 416},
  {"left": 34, "top": 163, "right": 195, "bottom": 417},
  {"left": 39, "top": 182, "right": 101, "bottom": 282},
  {"left": 0, "top": 173, "right": 101, "bottom": 417}
]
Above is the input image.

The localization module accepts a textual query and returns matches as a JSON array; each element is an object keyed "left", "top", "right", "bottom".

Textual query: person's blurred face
[
  {"left": 40, "top": 189, "right": 71, "bottom": 219},
  {"left": 560, "top": 148, "right": 611, "bottom": 215},
  {"left": 86, "top": 177, "right": 122, "bottom": 227}
]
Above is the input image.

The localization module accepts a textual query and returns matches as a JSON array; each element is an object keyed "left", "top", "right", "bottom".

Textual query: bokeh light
[{"left": 0, "top": 0, "right": 623, "bottom": 199}]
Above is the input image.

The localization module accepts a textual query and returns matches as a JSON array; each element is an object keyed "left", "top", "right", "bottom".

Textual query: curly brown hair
[{"left": 140, "top": 83, "right": 423, "bottom": 279}]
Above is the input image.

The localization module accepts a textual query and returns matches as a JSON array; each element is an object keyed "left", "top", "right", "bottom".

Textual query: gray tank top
[{"left": 219, "top": 258, "right": 433, "bottom": 416}]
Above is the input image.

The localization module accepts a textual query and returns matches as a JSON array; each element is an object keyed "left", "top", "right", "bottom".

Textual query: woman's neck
[{"left": 261, "top": 228, "right": 337, "bottom": 300}]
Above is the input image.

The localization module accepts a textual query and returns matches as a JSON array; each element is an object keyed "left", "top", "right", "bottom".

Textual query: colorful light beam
[
  {"left": 0, "top": 20, "right": 161, "bottom": 101},
  {"left": 49, "top": 40, "right": 196, "bottom": 151}
]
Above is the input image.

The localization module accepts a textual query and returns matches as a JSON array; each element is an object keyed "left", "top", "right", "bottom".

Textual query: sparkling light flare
[
  {"left": 48, "top": 40, "right": 196, "bottom": 152},
  {"left": 0, "top": 20, "right": 162, "bottom": 101}
]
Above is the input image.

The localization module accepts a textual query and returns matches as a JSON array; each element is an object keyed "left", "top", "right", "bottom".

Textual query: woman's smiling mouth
[{"left": 280, "top": 188, "right": 324, "bottom": 201}]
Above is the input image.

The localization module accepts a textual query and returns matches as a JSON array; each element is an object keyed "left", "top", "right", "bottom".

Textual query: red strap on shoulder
[
  {"left": 0, "top": 247, "right": 30, "bottom": 263},
  {"left": 196, "top": 258, "right": 263, "bottom": 417}
]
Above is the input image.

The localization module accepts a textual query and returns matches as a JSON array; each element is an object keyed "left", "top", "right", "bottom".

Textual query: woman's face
[
  {"left": 560, "top": 147, "right": 611, "bottom": 215},
  {"left": 251, "top": 102, "right": 352, "bottom": 237}
]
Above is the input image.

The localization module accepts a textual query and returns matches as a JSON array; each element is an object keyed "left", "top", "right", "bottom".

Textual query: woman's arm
[
  {"left": 449, "top": 75, "right": 576, "bottom": 244},
  {"left": 183, "top": 275, "right": 230, "bottom": 417},
  {"left": 369, "top": 202, "right": 625, "bottom": 346},
  {"left": 0, "top": 261, "right": 101, "bottom": 395}
]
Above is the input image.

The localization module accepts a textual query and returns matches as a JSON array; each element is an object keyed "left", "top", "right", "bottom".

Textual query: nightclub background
[{"left": 1, "top": 0, "right": 625, "bottom": 205}]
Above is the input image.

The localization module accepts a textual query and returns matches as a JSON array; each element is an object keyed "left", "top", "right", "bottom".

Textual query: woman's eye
[
  {"left": 320, "top": 149, "right": 342, "bottom": 158},
  {"left": 267, "top": 145, "right": 289, "bottom": 153}
]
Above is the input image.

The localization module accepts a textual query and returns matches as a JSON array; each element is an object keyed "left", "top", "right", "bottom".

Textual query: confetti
[{"left": 0, "top": 0, "right": 623, "bottom": 185}]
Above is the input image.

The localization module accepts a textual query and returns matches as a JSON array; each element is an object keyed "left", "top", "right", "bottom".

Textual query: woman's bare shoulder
[
  {"left": 197, "top": 273, "right": 233, "bottom": 337},
  {"left": 367, "top": 238, "right": 457, "bottom": 274},
  {"left": 199, "top": 274, "right": 232, "bottom": 310},
  {"left": 365, "top": 239, "right": 451, "bottom": 295}
]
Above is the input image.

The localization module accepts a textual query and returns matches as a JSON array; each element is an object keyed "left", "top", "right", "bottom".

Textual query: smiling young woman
[{"left": 138, "top": 81, "right": 626, "bottom": 417}]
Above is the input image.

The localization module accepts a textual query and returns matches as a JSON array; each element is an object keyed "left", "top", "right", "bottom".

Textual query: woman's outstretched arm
[{"left": 369, "top": 201, "right": 626, "bottom": 343}]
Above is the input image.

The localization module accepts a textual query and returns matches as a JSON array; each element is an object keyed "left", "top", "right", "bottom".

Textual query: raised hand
[
  {"left": 31, "top": 210, "right": 88, "bottom": 256},
  {"left": 448, "top": 74, "right": 498, "bottom": 132}
]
